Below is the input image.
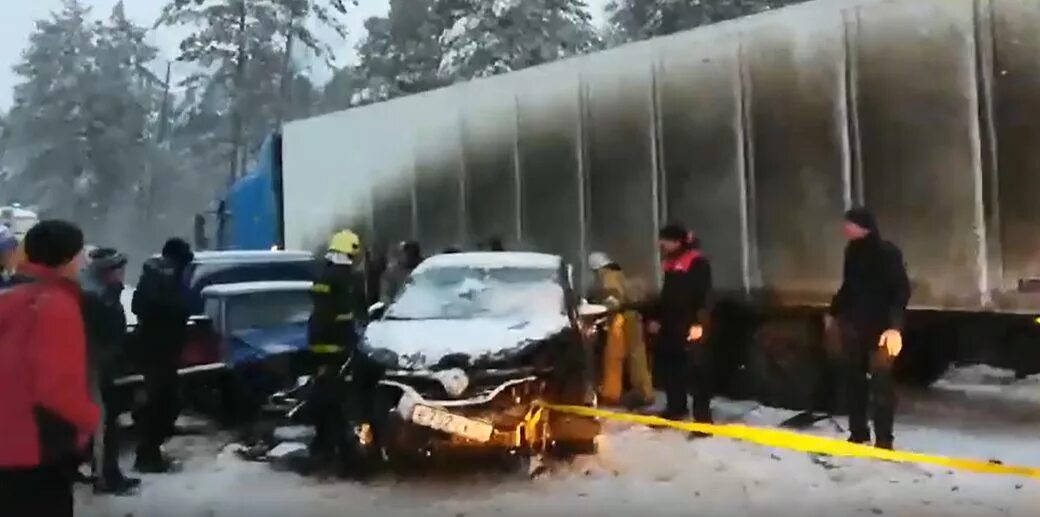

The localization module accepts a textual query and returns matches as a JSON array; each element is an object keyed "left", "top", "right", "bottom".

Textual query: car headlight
[{"left": 433, "top": 368, "right": 469, "bottom": 398}]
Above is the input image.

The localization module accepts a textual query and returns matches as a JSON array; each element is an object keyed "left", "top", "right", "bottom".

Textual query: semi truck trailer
[{"left": 233, "top": 0, "right": 1040, "bottom": 408}]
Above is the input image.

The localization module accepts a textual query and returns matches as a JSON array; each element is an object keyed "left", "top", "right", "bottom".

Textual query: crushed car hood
[{"left": 363, "top": 315, "right": 571, "bottom": 370}]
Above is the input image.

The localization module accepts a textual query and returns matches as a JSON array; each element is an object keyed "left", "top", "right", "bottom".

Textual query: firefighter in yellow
[
  {"left": 588, "top": 252, "right": 654, "bottom": 408},
  {"left": 306, "top": 229, "right": 368, "bottom": 470}
]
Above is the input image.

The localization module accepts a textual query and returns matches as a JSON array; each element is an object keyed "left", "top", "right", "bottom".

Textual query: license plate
[{"left": 411, "top": 405, "right": 494, "bottom": 443}]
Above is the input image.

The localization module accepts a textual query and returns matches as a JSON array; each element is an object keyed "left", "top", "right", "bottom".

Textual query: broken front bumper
[{"left": 377, "top": 376, "right": 552, "bottom": 450}]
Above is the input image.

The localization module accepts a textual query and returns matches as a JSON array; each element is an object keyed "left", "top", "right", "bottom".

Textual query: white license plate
[{"left": 411, "top": 405, "right": 494, "bottom": 443}]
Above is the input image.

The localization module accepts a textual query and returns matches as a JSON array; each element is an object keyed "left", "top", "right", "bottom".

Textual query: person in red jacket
[{"left": 0, "top": 220, "right": 99, "bottom": 517}]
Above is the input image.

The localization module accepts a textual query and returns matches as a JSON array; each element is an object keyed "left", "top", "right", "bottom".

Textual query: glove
[
  {"left": 687, "top": 324, "right": 704, "bottom": 343},
  {"left": 878, "top": 329, "right": 903, "bottom": 357},
  {"left": 647, "top": 321, "right": 661, "bottom": 335}
]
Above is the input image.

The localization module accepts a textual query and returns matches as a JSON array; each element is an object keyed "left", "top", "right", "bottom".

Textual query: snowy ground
[{"left": 79, "top": 367, "right": 1040, "bottom": 517}]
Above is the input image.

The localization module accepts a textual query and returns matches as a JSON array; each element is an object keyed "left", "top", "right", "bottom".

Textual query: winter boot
[
  {"left": 94, "top": 475, "right": 142, "bottom": 496},
  {"left": 134, "top": 448, "right": 181, "bottom": 474},
  {"left": 847, "top": 434, "right": 871, "bottom": 445},
  {"left": 621, "top": 391, "right": 653, "bottom": 411}
]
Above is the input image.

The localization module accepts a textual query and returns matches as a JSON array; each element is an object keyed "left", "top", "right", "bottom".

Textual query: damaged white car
[{"left": 345, "top": 252, "right": 606, "bottom": 471}]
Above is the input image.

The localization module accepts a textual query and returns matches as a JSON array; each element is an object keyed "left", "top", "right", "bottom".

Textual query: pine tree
[
  {"left": 3, "top": 0, "right": 166, "bottom": 242},
  {"left": 437, "top": 0, "right": 599, "bottom": 81},
  {"left": 606, "top": 0, "right": 810, "bottom": 42},
  {"left": 4, "top": 0, "right": 98, "bottom": 220},
  {"left": 351, "top": 0, "right": 449, "bottom": 105},
  {"left": 91, "top": 2, "right": 164, "bottom": 203},
  {"left": 158, "top": 0, "right": 351, "bottom": 182},
  {"left": 318, "top": 66, "right": 358, "bottom": 113}
]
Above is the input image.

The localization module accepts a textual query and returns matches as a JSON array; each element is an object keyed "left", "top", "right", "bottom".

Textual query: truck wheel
[{"left": 896, "top": 324, "right": 953, "bottom": 387}]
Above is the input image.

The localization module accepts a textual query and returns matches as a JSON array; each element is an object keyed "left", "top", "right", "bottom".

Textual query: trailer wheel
[{"left": 896, "top": 324, "right": 953, "bottom": 387}]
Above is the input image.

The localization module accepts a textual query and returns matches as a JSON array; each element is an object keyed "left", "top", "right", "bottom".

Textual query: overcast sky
[{"left": 0, "top": 0, "right": 609, "bottom": 110}]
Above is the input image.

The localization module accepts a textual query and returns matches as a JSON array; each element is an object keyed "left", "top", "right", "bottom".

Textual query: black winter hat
[
  {"left": 844, "top": 207, "right": 879, "bottom": 234},
  {"left": 658, "top": 223, "right": 688, "bottom": 242},
  {"left": 162, "top": 238, "right": 194, "bottom": 266},
  {"left": 24, "top": 220, "right": 85, "bottom": 268},
  {"left": 88, "top": 247, "right": 128, "bottom": 272}
]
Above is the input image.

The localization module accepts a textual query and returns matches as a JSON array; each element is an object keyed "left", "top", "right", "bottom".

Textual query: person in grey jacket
[
  {"left": 380, "top": 241, "right": 423, "bottom": 303},
  {"left": 81, "top": 247, "right": 140, "bottom": 495}
]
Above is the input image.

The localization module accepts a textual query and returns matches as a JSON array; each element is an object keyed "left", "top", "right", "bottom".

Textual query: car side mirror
[
  {"left": 368, "top": 302, "right": 387, "bottom": 319},
  {"left": 577, "top": 302, "right": 609, "bottom": 319}
]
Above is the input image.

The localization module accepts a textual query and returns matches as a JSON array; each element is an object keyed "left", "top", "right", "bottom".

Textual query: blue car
[
  {"left": 183, "top": 280, "right": 314, "bottom": 422},
  {"left": 198, "top": 281, "right": 313, "bottom": 368},
  {"left": 186, "top": 250, "right": 317, "bottom": 316},
  {"left": 119, "top": 252, "right": 318, "bottom": 422}
]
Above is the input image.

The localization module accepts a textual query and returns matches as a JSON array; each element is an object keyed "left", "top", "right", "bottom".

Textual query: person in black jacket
[
  {"left": 649, "top": 224, "right": 714, "bottom": 424},
  {"left": 81, "top": 248, "right": 141, "bottom": 495},
  {"left": 307, "top": 230, "right": 368, "bottom": 470},
  {"left": 131, "top": 238, "right": 194, "bottom": 473},
  {"left": 828, "top": 208, "right": 910, "bottom": 450}
]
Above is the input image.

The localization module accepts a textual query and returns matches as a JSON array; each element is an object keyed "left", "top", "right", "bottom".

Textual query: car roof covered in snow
[
  {"left": 200, "top": 280, "right": 313, "bottom": 297},
  {"left": 413, "top": 252, "right": 562, "bottom": 274},
  {"left": 151, "top": 250, "right": 314, "bottom": 263}
]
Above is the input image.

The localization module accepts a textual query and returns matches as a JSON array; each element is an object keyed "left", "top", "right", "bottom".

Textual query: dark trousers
[
  {"left": 307, "top": 352, "right": 350, "bottom": 460},
  {"left": 658, "top": 337, "right": 714, "bottom": 423},
  {"left": 839, "top": 322, "right": 896, "bottom": 444},
  {"left": 94, "top": 377, "right": 126, "bottom": 481},
  {"left": 137, "top": 363, "right": 180, "bottom": 461},
  {"left": 0, "top": 464, "right": 75, "bottom": 517}
]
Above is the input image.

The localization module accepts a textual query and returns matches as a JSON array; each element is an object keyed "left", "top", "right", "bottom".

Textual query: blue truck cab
[{"left": 201, "top": 133, "right": 285, "bottom": 252}]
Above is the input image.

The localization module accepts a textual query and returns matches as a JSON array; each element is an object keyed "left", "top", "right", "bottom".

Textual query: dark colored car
[
  {"left": 336, "top": 252, "right": 606, "bottom": 470},
  {"left": 185, "top": 250, "right": 317, "bottom": 315},
  {"left": 189, "top": 280, "right": 314, "bottom": 421},
  {"left": 118, "top": 252, "right": 316, "bottom": 421}
]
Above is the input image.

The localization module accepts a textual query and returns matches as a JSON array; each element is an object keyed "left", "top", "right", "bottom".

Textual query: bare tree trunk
[
  {"left": 230, "top": 0, "right": 248, "bottom": 186},
  {"left": 277, "top": 23, "right": 296, "bottom": 128},
  {"left": 148, "top": 62, "right": 172, "bottom": 219}
]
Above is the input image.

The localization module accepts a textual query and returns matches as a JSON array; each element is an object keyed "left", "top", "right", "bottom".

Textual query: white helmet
[{"left": 588, "top": 251, "right": 612, "bottom": 271}]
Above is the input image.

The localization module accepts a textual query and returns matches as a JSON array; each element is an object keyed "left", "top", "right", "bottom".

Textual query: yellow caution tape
[{"left": 536, "top": 402, "right": 1040, "bottom": 480}]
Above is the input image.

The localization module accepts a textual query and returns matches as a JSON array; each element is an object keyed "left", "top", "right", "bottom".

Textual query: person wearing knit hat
[
  {"left": 22, "top": 219, "right": 86, "bottom": 276},
  {"left": 81, "top": 247, "right": 140, "bottom": 495},
  {"left": 651, "top": 222, "right": 714, "bottom": 427},
  {"left": 828, "top": 207, "right": 911, "bottom": 450},
  {"left": 0, "top": 219, "right": 99, "bottom": 516},
  {"left": 131, "top": 237, "right": 194, "bottom": 473}
]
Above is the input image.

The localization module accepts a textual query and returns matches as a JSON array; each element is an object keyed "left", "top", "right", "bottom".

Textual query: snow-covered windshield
[
  {"left": 225, "top": 291, "right": 312, "bottom": 331},
  {"left": 386, "top": 266, "right": 565, "bottom": 321}
]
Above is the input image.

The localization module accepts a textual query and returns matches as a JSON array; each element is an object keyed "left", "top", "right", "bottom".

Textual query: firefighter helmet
[{"left": 328, "top": 230, "right": 361, "bottom": 256}]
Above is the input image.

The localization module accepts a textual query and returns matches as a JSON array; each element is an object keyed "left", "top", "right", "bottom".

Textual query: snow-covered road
[{"left": 78, "top": 367, "right": 1040, "bottom": 517}]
